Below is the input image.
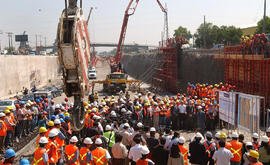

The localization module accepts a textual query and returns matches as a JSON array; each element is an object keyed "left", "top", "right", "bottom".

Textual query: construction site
[{"left": 1, "top": 0, "right": 270, "bottom": 164}]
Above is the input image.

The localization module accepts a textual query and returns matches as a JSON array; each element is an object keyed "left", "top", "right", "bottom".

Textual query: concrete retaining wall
[
  {"left": 122, "top": 49, "right": 224, "bottom": 93},
  {"left": 0, "top": 55, "right": 60, "bottom": 98}
]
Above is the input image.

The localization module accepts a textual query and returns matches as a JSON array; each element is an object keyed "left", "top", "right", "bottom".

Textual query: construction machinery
[
  {"left": 57, "top": 0, "right": 92, "bottom": 131},
  {"left": 91, "top": 72, "right": 140, "bottom": 94}
]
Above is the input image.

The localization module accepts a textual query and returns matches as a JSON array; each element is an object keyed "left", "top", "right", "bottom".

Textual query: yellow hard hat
[
  {"left": 250, "top": 34, "right": 254, "bottom": 38},
  {"left": 48, "top": 121, "right": 54, "bottom": 127},
  {"left": 5, "top": 106, "right": 11, "bottom": 111},
  {"left": 220, "top": 132, "right": 227, "bottom": 139},
  {"left": 4, "top": 110, "right": 10, "bottom": 114},
  {"left": 135, "top": 106, "right": 140, "bottom": 109},
  {"left": 39, "top": 127, "right": 47, "bottom": 133},
  {"left": 84, "top": 106, "right": 88, "bottom": 110},
  {"left": 87, "top": 109, "right": 91, "bottom": 113},
  {"left": 64, "top": 112, "right": 70, "bottom": 117},
  {"left": 248, "top": 150, "right": 259, "bottom": 159},
  {"left": 111, "top": 95, "right": 114, "bottom": 98},
  {"left": 144, "top": 103, "right": 148, "bottom": 107},
  {"left": 83, "top": 102, "right": 88, "bottom": 106}
]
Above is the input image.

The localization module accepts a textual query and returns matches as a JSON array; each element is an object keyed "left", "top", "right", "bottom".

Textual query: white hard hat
[
  {"left": 195, "top": 132, "right": 202, "bottom": 138},
  {"left": 55, "top": 104, "right": 61, "bottom": 109},
  {"left": 83, "top": 137, "right": 93, "bottom": 144},
  {"left": 121, "top": 108, "right": 126, "bottom": 113},
  {"left": 124, "top": 123, "right": 130, "bottom": 128},
  {"left": 266, "top": 127, "right": 270, "bottom": 133},
  {"left": 197, "top": 106, "right": 202, "bottom": 109},
  {"left": 154, "top": 102, "right": 158, "bottom": 106},
  {"left": 48, "top": 128, "right": 59, "bottom": 137},
  {"left": 150, "top": 127, "right": 156, "bottom": 132},
  {"left": 39, "top": 137, "right": 49, "bottom": 144},
  {"left": 246, "top": 142, "right": 253, "bottom": 146},
  {"left": 95, "top": 138, "right": 103, "bottom": 145},
  {"left": 202, "top": 103, "right": 205, "bottom": 107},
  {"left": 105, "top": 125, "right": 112, "bottom": 131},
  {"left": 262, "top": 136, "right": 269, "bottom": 143},
  {"left": 0, "top": 113, "right": 5, "bottom": 117},
  {"left": 138, "top": 93, "right": 142, "bottom": 96},
  {"left": 134, "top": 96, "right": 138, "bottom": 99},
  {"left": 252, "top": 133, "right": 259, "bottom": 139},
  {"left": 96, "top": 116, "right": 101, "bottom": 120},
  {"left": 54, "top": 119, "right": 61, "bottom": 125},
  {"left": 127, "top": 111, "right": 132, "bottom": 115},
  {"left": 137, "top": 122, "right": 143, "bottom": 128},
  {"left": 91, "top": 108, "right": 97, "bottom": 113},
  {"left": 231, "top": 132, "right": 239, "bottom": 138},
  {"left": 70, "top": 136, "right": 78, "bottom": 143},
  {"left": 111, "top": 112, "right": 117, "bottom": 117},
  {"left": 179, "top": 136, "right": 186, "bottom": 144},
  {"left": 215, "top": 132, "right": 221, "bottom": 138},
  {"left": 141, "top": 146, "right": 150, "bottom": 155}
]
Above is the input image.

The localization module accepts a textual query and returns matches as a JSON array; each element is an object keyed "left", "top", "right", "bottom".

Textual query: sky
[{"left": 0, "top": 0, "right": 268, "bottom": 51}]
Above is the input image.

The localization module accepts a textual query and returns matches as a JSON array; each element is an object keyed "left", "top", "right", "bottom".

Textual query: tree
[
  {"left": 255, "top": 16, "right": 270, "bottom": 34},
  {"left": 174, "top": 26, "right": 192, "bottom": 40},
  {"left": 194, "top": 23, "right": 242, "bottom": 48}
]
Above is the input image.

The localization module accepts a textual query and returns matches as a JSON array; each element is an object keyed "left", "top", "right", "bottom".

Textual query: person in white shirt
[
  {"left": 213, "top": 141, "right": 233, "bottom": 165},
  {"left": 128, "top": 135, "right": 144, "bottom": 165},
  {"left": 162, "top": 128, "right": 172, "bottom": 150},
  {"left": 178, "top": 101, "right": 186, "bottom": 130}
]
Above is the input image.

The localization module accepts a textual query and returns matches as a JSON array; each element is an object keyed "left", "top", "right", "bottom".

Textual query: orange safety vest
[
  {"left": 79, "top": 147, "right": 91, "bottom": 165},
  {"left": 178, "top": 145, "right": 188, "bottom": 165},
  {"left": 230, "top": 140, "right": 243, "bottom": 162},
  {"left": 252, "top": 142, "right": 260, "bottom": 151},
  {"left": 65, "top": 144, "right": 79, "bottom": 165},
  {"left": 0, "top": 120, "right": 7, "bottom": 136},
  {"left": 204, "top": 141, "right": 214, "bottom": 158},
  {"left": 67, "top": 122, "right": 72, "bottom": 135},
  {"left": 46, "top": 139, "right": 58, "bottom": 163},
  {"left": 45, "top": 128, "right": 53, "bottom": 138},
  {"left": 92, "top": 147, "right": 107, "bottom": 165},
  {"left": 160, "top": 107, "right": 167, "bottom": 116},
  {"left": 55, "top": 134, "right": 65, "bottom": 161},
  {"left": 33, "top": 147, "right": 47, "bottom": 165},
  {"left": 153, "top": 107, "right": 160, "bottom": 116},
  {"left": 5, "top": 116, "right": 14, "bottom": 131},
  {"left": 136, "top": 159, "right": 150, "bottom": 165},
  {"left": 0, "top": 160, "right": 12, "bottom": 165}
]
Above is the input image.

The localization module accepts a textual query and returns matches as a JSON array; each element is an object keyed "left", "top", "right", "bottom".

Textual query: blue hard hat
[
  {"left": 20, "top": 159, "right": 30, "bottom": 165},
  {"left": 36, "top": 99, "right": 40, "bottom": 103},
  {"left": 64, "top": 115, "right": 70, "bottom": 120},
  {"left": 19, "top": 101, "right": 25, "bottom": 105},
  {"left": 60, "top": 118, "right": 65, "bottom": 123},
  {"left": 4, "top": 149, "right": 17, "bottom": 159},
  {"left": 58, "top": 114, "right": 64, "bottom": 119},
  {"left": 51, "top": 115, "right": 56, "bottom": 121}
]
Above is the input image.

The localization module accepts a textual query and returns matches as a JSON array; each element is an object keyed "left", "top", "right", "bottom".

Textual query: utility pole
[
  {"left": 6, "top": 32, "right": 13, "bottom": 50},
  {"left": 44, "top": 37, "right": 47, "bottom": 48},
  {"left": 39, "top": 35, "right": 42, "bottom": 47},
  {"left": 203, "top": 15, "right": 206, "bottom": 49},
  {"left": 263, "top": 0, "right": 266, "bottom": 33}
]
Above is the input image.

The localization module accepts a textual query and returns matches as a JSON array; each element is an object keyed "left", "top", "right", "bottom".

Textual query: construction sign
[
  {"left": 237, "top": 93, "right": 261, "bottom": 133},
  {"left": 219, "top": 91, "right": 236, "bottom": 125}
]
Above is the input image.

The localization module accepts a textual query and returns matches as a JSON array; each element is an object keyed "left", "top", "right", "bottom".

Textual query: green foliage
[
  {"left": 174, "top": 26, "right": 192, "bottom": 40},
  {"left": 255, "top": 16, "right": 270, "bottom": 34},
  {"left": 194, "top": 23, "right": 243, "bottom": 48}
]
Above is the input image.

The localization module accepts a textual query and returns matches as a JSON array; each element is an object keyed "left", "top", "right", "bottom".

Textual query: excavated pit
[{"left": 122, "top": 49, "right": 224, "bottom": 93}]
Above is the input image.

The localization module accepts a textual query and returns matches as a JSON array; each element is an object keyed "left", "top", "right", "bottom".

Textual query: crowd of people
[
  {"left": 240, "top": 34, "right": 269, "bottom": 56},
  {"left": 0, "top": 82, "right": 270, "bottom": 165}
]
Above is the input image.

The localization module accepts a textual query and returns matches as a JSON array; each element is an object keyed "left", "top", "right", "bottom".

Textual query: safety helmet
[
  {"left": 51, "top": 115, "right": 56, "bottom": 121},
  {"left": 48, "top": 129, "right": 58, "bottom": 137},
  {"left": 70, "top": 136, "right": 78, "bottom": 143},
  {"left": 60, "top": 118, "right": 65, "bottom": 123},
  {"left": 137, "top": 122, "right": 143, "bottom": 128},
  {"left": 262, "top": 136, "right": 269, "bottom": 143},
  {"left": 266, "top": 127, "right": 270, "bottom": 133},
  {"left": 48, "top": 121, "right": 54, "bottom": 127},
  {"left": 39, "top": 127, "right": 47, "bottom": 134},
  {"left": 205, "top": 131, "right": 212, "bottom": 138},
  {"left": 248, "top": 150, "right": 259, "bottom": 159},
  {"left": 65, "top": 116, "right": 70, "bottom": 120},
  {"left": 54, "top": 119, "right": 61, "bottom": 125},
  {"left": 246, "top": 142, "right": 253, "bottom": 146},
  {"left": 4, "top": 110, "right": 10, "bottom": 114},
  {"left": 150, "top": 127, "right": 156, "bottom": 132},
  {"left": 83, "top": 137, "right": 93, "bottom": 145},
  {"left": 105, "top": 125, "right": 112, "bottom": 131},
  {"left": 39, "top": 137, "right": 49, "bottom": 144},
  {"left": 121, "top": 108, "right": 126, "bottom": 113},
  {"left": 179, "top": 136, "right": 185, "bottom": 144},
  {"left": 0, "top": 112, "right": 6, "bottom": 118},
  {"left": 123, "top": 123, "right": 130, "bottom": 128},
  {"left": 220, "top": 132, "right": 227, "bottom": 139},
  {"left": 141, "top": 146, "right": 150, "bottom": 155},
  {"left": 231, "top": 132, "right": 239, "bottom": 138},
  {"left": 64, "top": 112, "right": 70, "bottom": 117},
  {"left": 20, "top": 159, "right": 30, "bottom": 165},
  {"left": 252, "top": 133, "right": 259, "bottom": 139},
  {"left": 95, "top": 138, "right": 103, "bottom": 145},
  {"left": 4, "top": 149, "right": 17, "bottom": 159}
]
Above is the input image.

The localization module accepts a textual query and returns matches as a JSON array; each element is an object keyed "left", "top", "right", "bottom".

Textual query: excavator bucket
[{"left": 57, "top": 1, "right": 91, "bottom": 131}]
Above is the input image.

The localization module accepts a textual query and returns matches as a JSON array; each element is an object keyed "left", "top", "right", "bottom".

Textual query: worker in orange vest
[
  {"left": 4, "top": 109, "right": 15, "bottom": 148},
  {"left": 54, "top": 119, "right": 66, "bottom": 164},
  {"left": 0, "top": 149, "right": 17, "bottom": 165},
  {"left": 203, "top": 132, "right": 216, "bottom": 165},
  {"left": 252, "top": 133, "right": 260, "bottom": 151},
  {"left": 136, "top": 146, "right": 154, "bottom": 165},
  {"left": 248, "top": 150, "right": 263, "bottom": 165},
  {"left": 79, "top": 137, "right": 93, "bottom": 165},
  {"left": 46, "top": 129, "right": 59, "bottom": 165},
  {"left": 218, "top": 132, "right": 232, "bottom": 150},
  {"left": 33, "top": 137, "right": 49, "bottom": 165},
  {"left": 36, "top": 127, "right": 48, "bottom": 148},
  {"left": 178, "top": 137, "right": 188, "bottom": 165},
  {"left": 45, "top": 121, "right": 55, "bottom": 138},
  {"left": 230, "top": 132, "right": 243, "bottom": 165},
  {"left": 65, "top": 136, "right": 79, "bottom": 165},
  {"left": 91, "top": 138, "right": 111, "bottom": 165},
  {"left": 0, "top": 113, "right": 7, "bottom": 154},
  {"left": 152, "top": 102, "right": 160, "bottom": 130}
]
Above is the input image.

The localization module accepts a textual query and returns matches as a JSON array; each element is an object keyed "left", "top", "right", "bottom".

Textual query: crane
[{"left": 111, "top": 0, "right": 168, "bottom": 73}]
